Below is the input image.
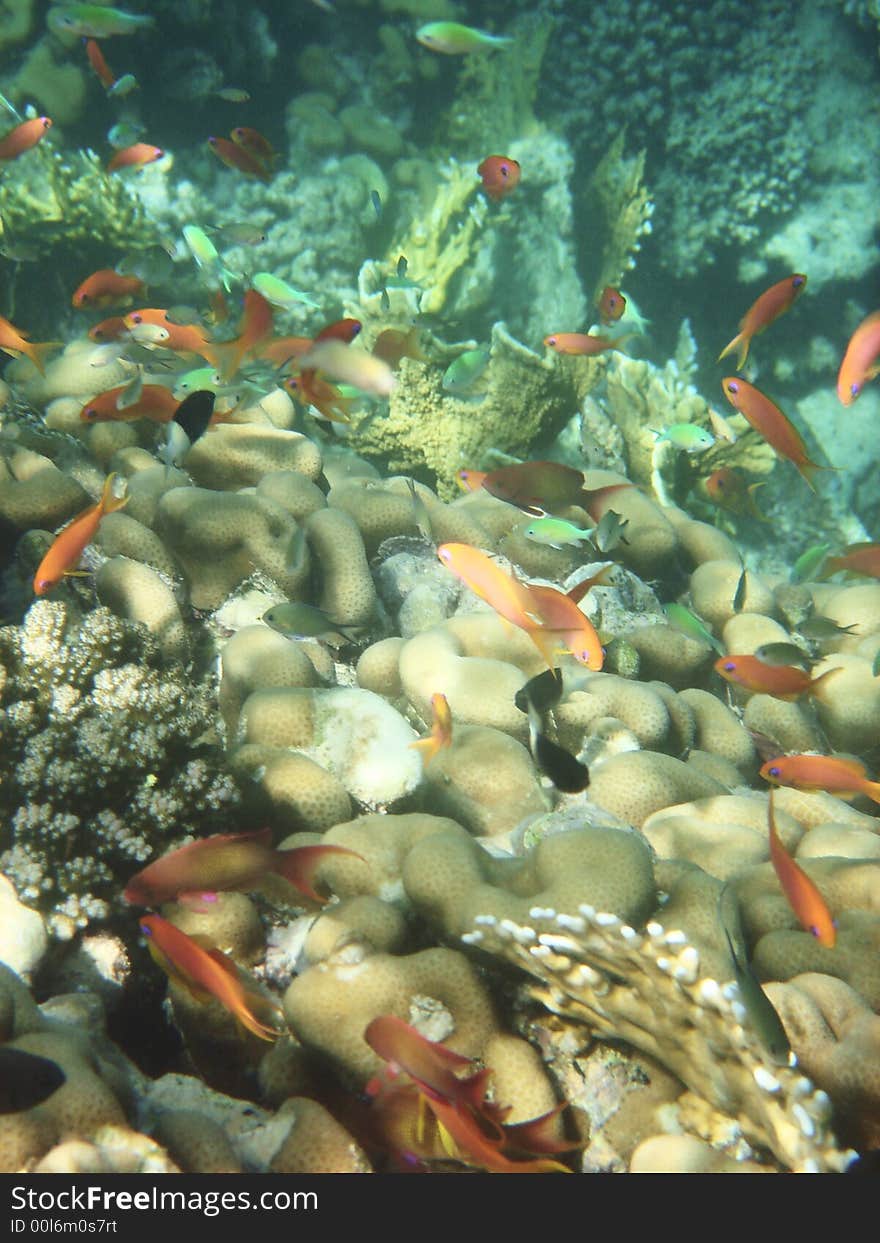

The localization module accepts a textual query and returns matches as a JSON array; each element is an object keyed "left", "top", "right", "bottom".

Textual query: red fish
[
  {"left": 480, "top": 459, "right": 629, "bottom": 519},
  {"left": 0, "top": 314, "right": 60, "bottom": 374},
  {"left": 767, "top": 791, "right": 836, "bottom": 947},
  {"left": 207, "top": 136, "right": 269, "bottom": 181},
  {"left": 364, "top": 1016, "right": 571, "bottom": 1173},
  {"left": 597, "top": 286, "right": 626, "bottom": 324},
  {"left": 718, "top": 274, "right": 807, "bottom": 370},
  {"left": 88, "top": 316, "right": 129, "bottom": 342},
  {"left": 837, "top": 311, "right": 880, "bottom": 406},
  {"left": 79, "top": 385, "right": 179, "bottom": 423},
  {"left": 314, "top": 317, "right": 362, "bottom": 345},
  {"left": 721, "top": 377, "right": 828, "bottom": 491},
  {"left": 33, "top": 473, "right": 128, "bottom": 595},
  {"left": 454, "top": 468, "right": 489, "bottom": 493},
  {"left": 125, "top": 828, "right": 362, "bottom": 908},
  {"left": 140, "top": 914, "right": 282, "bottom": 1040},
  {"left": 258, "top": 334, "right": 314, "bottom": 368},
  {"left": 231, "top": 125, "right": 275, "bottom": 163},
  {"left": 822, "top": 542, "right": 880, "bottom": 580},
  {"left": 409, "top": 693, "right": 453, "bottom": 766},
  {"left": 0, "top": 116, "right": 52, "bottom": 161},
  {"left": 84, "top": 38, "right": 116, "bottom": 89},
  {"left": 761, "top": 754, "right": 880, "bottom": 804},
  {"left": 714, "top": 654, "right": 838, "bottom": 701},
  {"left": 107, "top": 142, "right": 164, "bottom": 173},
  {"left": 72, "top": 268, "right": 146, "bottom": 309},
  {"left": 477, "top": 155, "right": 521, "bottom": 202},
  {"left": 703, "top": 467, "right": 766, "bottom": 520},
  {"left": 543, "top": 331, "right": 627, "bottom": 356}
]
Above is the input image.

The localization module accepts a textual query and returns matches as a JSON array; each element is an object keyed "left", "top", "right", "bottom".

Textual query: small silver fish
[
  {"left": 115, "top": 367, "right": 144, "bottom": 410},
  {"left": 406, "top": 478, "right": 433, "bottom": 543},
  {"left": 593, "top": 509, "right": 629, "bottom": 553}
]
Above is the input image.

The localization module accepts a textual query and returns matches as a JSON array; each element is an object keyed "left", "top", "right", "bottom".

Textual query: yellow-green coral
[
  {"left": 354, "top": 322, "right": 579, "bottom": 494},
  {"left": 0, "top": 142, "right": 161, "bottom": 254},
  {"left": 584, "top": 131, "right": 655, "bottom": 296}
]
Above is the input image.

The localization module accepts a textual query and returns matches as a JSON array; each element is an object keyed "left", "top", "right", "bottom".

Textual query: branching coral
[
  {"left": 0, "top": 600, "right": 240, "bottom": 938},
  {"left": 584, "top": 131, "right": 654, "bottom": 297}
]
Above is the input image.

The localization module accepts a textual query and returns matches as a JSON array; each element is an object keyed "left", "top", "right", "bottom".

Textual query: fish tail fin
[
  {"left": 798, "top": 458, "right": 839, "bottom": 492},
  {"left": 717, "top": 332, "right": 749, "bottom": 368},
  {"left": 747, "top": 482, "right": 768, "bottom": 522},
  {"left": 271, "top": 843, "right": 364, "bottom": 904},
  {"left": 526, "top": 626, "right": 565, "bottom": 672},
  {"left": 409, "top": 734, "right": 443, "bottom": 767},
  {"left": 100, "top": 472, "right": 129, "bottom": 514},
  {"left": 808, "top": 666, "right": 844, "bottom": 699},
  {"left": 861, "top": 780, "right": 880, "bottom": 805},
  {"left": 25, "top": 340, "right": 62, "bottom": 375}
]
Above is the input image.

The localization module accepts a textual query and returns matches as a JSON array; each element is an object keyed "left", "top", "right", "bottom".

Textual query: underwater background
[{"left": 0, "top": 0, "right": 878, "bottom": 1174}]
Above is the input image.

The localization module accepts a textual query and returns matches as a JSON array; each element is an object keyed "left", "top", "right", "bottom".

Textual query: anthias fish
[
  {"left": 760, "top": 754, "right": 880, "bottom": 803},
  {"left": 718, "top": 274, "right": 807, "bottom": 370},
  {"left": 33, "top": 473, "right": 128, "bottom": 595},
  {"left": 767, "top": 791, "right": 836, "bottom": 947}
]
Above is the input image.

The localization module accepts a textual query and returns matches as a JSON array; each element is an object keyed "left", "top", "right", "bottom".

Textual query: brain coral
[{"left": 0, "top": 600, "right": 240, "bottom": 937}]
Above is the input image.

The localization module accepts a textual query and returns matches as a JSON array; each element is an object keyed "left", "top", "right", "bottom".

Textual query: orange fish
[
  {"left": 84, "top": 38, "right": 116, "bottom": 89},
  {"left": 718, "top": 274, "right": 807, "bottom": 370},
  {"left": 454, "top": 468, "right": 489, "bottom": 493},
  {"left": 124, "top": 827, "right": 361, "bottom": 908},
  {"left": 72, "top": 268, "right": 146, "bottom": 309},
  {"left": 230, "top": 125, "right": 275, "bottom": 163},
  {"left": 703, "top": 467, "right": 766, "bottom": 520},
  {"left": 313, "top": 317, "right": 363, "bottom": 345},
  {"left": 371, "top": 327, "right": 424, "bottom": 370},
  {"left": 140, "top": 914, "right": 282, "bottom": 1041},
  {"left": 0, "top": 315, "right": 60, "bottom": 375},
  {"left": 107, "top": 142, "right": 164, "bottom": 173},
  {"left": 822, "top": 542, "right": 880, "bottom": 580},
  {"left": 543, "top": 331, "right": 627, "bottom": 356},
  {"left": 767, "top": 790, "right": 836, "bottom": 948},
  {"left": 365, "top": 1016, "right": 492, "bottom": 1111},
  {"left": 761, "top": 754, "right": 880, "bottom": 804},
  {"left": 525, "top": 583, "right": 604, "bottom": 671},
  {"left": 123, "top": 308, "right": 220, "bottom": 364},
  {"left": 207, "top": 135, "right": 269, "bottom": 181},
  {"left": 714, "top": 654, "right": 838, "bottom": 701},
  {"left": 0, "top": 116, "right": 52, "bottom": 162},
  {"left": 79, "top": 385, "right": 180, "bottom": 423},
  {"left": 214, "top": 288, "right": 274, "bottom": 380},
  {"left": 477, "top": 155, "right": 521, "bottom": 202},
  {"left": 284, "top": 370, "right": 352, "bottom": 424},
  {"left": 721, "top": 377, "right": 828, "bottom": 491},
  {"left": 837, "top": 310, "right": 880, "bottom": 406},
  {"left": 33, "top": 473, "right": 128, "bottom": 595},
  {"left": 409, "top": 693, "right": 453, "bottom": 766},
  {"left": 597, "top": 286, "right": 626, "bottom": 324}
]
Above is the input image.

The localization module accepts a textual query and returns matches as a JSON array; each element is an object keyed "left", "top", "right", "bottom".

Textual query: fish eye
[
  {"left": 546, "top": 336, "right": 557, "bottom": 346},
  {"left": 769, "top": 766, "right": 781, "bottom": 777},
  {"left": 727, "top": 381, "right": 739, "bottom": 394},
  {"left": 131, "top": 314, "right": 142, "bottom": 324},
  {"left": 723, "top": 661, "right": 736, "bottom": 672},
  {"left": 851, "top": 382, "right": 860, "bottom": 397},
  {"left": 140, "top": 923, "right": 152, "bottom": 937},
  {"left": 809, "top": 925, "right": 820, "bottom": 939},
  {"left": 793, "top": 276, "right": 804, "bottom": 286}
]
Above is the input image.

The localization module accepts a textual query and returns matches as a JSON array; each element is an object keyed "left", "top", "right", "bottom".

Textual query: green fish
[
  {"left": 214, "top": 87, "right": 250, "bottom": 103},
  {"left": 873, "top": 650, "right": 880, "bottom": 678},
  {"left": 117, "top": 245, "right": 175, "bottom": 285},
  {"left": 796, "top": 614, "right": 858, "bottom": 640},
  {"left": 210, "top": 222, "right": 267, "bottom": 247},
  {"left": 732, "top": 567, "right": 747, "bottom": 614},
  {"left": 753, "top": 642, "right": 811, "bottom": 668},
  {"left": 522, "top": 516, "right": 594, "bottom": 550},
  {"left": 791, "top": 543, "right": 832, "bottom": 584},
  {"left": 183, "top": 226, "right": 236, "bottom": 292},
  {"left": 107, "top": 73, "right": 138, "bottom": 98},
  {"left": 664, "top": 603, "right": 723, "bottom": 655},
  {"left": 253, "top": 272, "right": 321, "bottom": 310},
  {"left": 172, "top": 367, "right": 225, "bottom": 399},
  {"left": 416, "top": 21, "right": 512, "bottom": 54},
  {"left": 48, "top": 5, "right": 155, "bottom": 38},
  {"left": 262, "top": 602, "right": 358, "bottom": 642},
  {"left": 108, "top": 121, "right": 145, "bottom": 148},
  {"left": 442, "top": 348, "right": 490, "bottom": 394},
  {"left": 370, "top": 189, "right": 382, "bottom": 219},
  {"left": 719, "top": 889, "right": 790, "bottom": 1065},
  {"left": 652, "top": 423, "right": 715, "bottom": 453}
]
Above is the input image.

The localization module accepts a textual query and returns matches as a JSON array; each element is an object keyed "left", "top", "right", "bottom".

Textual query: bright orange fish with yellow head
[
  {"left": 767, "top": 791, "right": 836, "bottom": 947},
  {"left": 140, "top": 914, "right": 283, "bottom": 1041},
  {"left": 717, "top": 274, "right": 806, "bottom": 370},
  {"left": 33, "top": 473, "right": 128, "bottom": 596}
]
